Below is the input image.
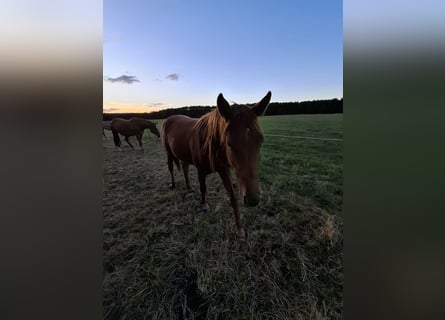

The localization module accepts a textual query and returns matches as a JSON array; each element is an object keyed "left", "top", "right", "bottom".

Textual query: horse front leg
[
  {"left": 182, "top": 162, "right": 191, "bottom": 191},
  {"left": 218, "top": 169, "right": 246, "bottom": 238},
  {"left": 198, "top": 171, "right": 209, "bottom": 213},
  {"left": 168, "top": 155, "right": 176, "bottom": 189}
]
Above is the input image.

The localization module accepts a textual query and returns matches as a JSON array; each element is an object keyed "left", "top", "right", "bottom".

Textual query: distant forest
[{"left": 103, "top": 98, "right": 342, "bottom": 121}]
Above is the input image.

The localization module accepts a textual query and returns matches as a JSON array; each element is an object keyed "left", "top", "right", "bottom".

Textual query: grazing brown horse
[
  {"left": 161, "top": 91, "right": 271, "bottom": 238},
  {"left": 111, "top": 117, "right": 160, "bottom": 151}
]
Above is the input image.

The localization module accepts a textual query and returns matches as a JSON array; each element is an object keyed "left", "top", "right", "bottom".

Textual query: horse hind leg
[
  {"left": 168, "top": 154, "right": 176, "bottom": 189},
  {"left": 112, "top": 129, "right": 122, "bottom": 150},
  {"left": 174, "top": 158, "right": 180, "bottom": 171},
  {"left": 182, "top": 162, "right": 191, "bottom": 191},
  {"left": 125, "top": 136, "right": 135, "bottom": 150}
]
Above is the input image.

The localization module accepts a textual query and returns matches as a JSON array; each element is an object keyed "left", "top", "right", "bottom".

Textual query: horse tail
[
  {"left": 160, "top": 122, "right": 169, "bottom": 153},
  {"left": 161, "top": 121, "right": 181, "bottom": 171},
  {"left": 112, "top": 129, "right": 121, "bottom": 148}
]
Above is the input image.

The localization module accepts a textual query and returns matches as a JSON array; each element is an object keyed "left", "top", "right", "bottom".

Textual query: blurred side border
[
  {"left": 344, "top": 1, "right": 445, "bottom": 319},
  {"left": 0, "top": 1, "right": 103, "bottom": 319}
]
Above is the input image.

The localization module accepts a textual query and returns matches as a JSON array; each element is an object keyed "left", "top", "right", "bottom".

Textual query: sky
[{"left": 103, "top": 0, "right": 343, "bottom": 113}]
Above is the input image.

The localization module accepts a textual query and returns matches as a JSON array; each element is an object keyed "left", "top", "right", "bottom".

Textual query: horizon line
[{"left": 103, "top": 97, "right": 343, "bottom": 114}]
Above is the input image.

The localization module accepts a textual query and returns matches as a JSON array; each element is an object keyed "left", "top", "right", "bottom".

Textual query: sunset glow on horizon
[{"left": 103, "top": 102, "right": 167, "bottom": 114}]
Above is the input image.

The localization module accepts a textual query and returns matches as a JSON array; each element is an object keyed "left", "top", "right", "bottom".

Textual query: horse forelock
[
  {"left": 229, "top": 105, "right": 263, "bottom": 135},
  {"left": 193, "top": 109, "right": 229, "bottom": 171}
]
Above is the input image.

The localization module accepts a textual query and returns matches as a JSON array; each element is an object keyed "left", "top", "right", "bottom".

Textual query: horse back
[
  {"left": 111, "top": 118, "right": 138, "bottom": 136},
  {"left": 110, "top": 118, "right": 125, "bottom": 130}
]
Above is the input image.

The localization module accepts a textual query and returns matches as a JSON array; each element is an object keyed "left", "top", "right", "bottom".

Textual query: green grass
[
  {"left": 103, "top": 114, "right": 343, "bottom": 319},
  {"left": 259, "top": 115, "right": 343, "bottom": 213}
]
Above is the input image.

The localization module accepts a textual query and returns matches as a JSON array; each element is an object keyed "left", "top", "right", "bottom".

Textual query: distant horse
[
  {"left": 161, "top": 91, "right": 271, "bottom": 238},
  {"left": 111, "top": 117, "right": 160, "bottom": 151},
  {"left": 103, "top": 120, "right": 112, "bottom": 139}
]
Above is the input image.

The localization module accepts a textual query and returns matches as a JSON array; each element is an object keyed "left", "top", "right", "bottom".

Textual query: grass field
[{"left": 103, "top": 114, "right": 343, "bottom": 319}]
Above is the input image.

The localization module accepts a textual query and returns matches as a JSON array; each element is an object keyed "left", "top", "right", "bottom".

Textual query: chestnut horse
[
  {"left": 161, "top": 91, "right": 271, "bottom": 238},
  {"left": 111, "top": 117, "right": 160, "bottom": 151}
]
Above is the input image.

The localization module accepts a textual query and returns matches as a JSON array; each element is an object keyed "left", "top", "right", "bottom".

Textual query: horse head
[
  {"left": 149, "top": 122, "right": 161, "bottom": 138},
  {"left": 217, "top": 91, "right": 271, "bottom": 206}
]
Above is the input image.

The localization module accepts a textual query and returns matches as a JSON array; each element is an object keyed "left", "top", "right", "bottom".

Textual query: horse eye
[
  {"left": 260, "top": 136, "right": 264, "bottom": 143},
  {"left": 227, "top": 141, "right": 233, "bottom": 148}
]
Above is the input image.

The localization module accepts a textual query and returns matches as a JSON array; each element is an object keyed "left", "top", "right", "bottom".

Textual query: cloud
[
  {"left": 143, "top": 102, "right": 165, "bottom": 109},
  {"left": 165, "top": 73, "right": 179, "bottom": 81},
  {"left": 144, "top": 105, "right": 159, "bottom": 108},
  {"left": 104, "top": 75, "right": 140, "bottom": 84},
  {"left": 103, "top": 107, "right": 119, "bottom": 112}
]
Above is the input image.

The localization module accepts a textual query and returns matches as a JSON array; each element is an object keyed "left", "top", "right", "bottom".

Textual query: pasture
[{"left": 103, "top": 114, "right": 343, "bottom": 319}]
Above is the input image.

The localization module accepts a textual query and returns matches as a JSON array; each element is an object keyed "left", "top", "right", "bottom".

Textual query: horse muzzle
[
  {"left": 238, "top": 176, "right": 260, "bottom": 207},
  {"left": 243, "top": 195, "right": 260, "bottom": 207}
]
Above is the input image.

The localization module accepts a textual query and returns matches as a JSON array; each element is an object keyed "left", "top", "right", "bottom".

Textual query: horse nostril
[{"left": 244, "top": 196, "right": 259, "bottom": 207}]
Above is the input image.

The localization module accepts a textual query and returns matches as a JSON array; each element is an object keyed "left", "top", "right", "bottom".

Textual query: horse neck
[
  {"left": 134, "top": 118, "right": 153, "bottom": 129},
  {"left": 142, "top": 120, "right": 153, "bottom": 129}
]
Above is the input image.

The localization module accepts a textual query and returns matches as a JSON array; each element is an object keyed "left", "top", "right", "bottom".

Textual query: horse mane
[
  {"left": 130, "top": 117, "right": 155, "bottom": 129},
  {"left": 193, "top": 108, "right": 229, "bottom": 171}
]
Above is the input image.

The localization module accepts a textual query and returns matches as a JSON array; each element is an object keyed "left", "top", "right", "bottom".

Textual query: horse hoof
[
  {"left": 237, "top": 228, "right": 248, "bottom": 239},
  {"left": 202, "top": 204, "right": 210, "bottom": 214},
  {"left": 169, "top": 185, "right": 175, "bottom": 190}
]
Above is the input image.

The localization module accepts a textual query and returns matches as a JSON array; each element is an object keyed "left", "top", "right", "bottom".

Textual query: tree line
[{"left": 103, "top": 98, "right": 342, "bottom": 121}]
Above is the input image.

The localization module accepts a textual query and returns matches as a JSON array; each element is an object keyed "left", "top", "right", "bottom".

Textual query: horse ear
[
  {"left": 217, "top": 93, "right": 231, "bottom": 121},
  {"left": 251, "top": 91, "right": 272, "bottom": 116}
]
